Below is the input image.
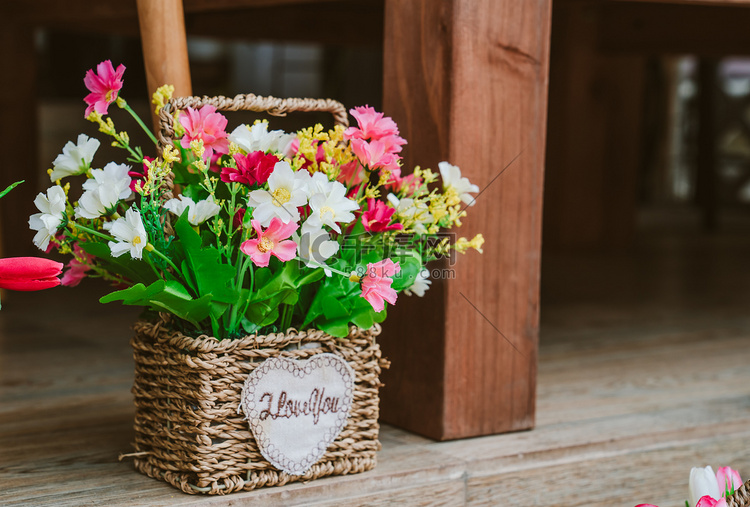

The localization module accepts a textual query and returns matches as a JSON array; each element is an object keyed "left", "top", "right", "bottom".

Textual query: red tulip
[{"left": 0, "top": 257, "right": 63, "bottom": 291}]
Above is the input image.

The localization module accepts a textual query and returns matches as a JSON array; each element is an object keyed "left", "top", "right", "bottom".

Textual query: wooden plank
[
  {"left": 543, "top": 1, "right": 645, "bottom": 250},
  {"left": 380, "top": 0, "right": 551, "bottom": 440}
]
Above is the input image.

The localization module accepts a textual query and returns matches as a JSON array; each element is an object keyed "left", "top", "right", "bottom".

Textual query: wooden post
[
  {"left": 380, "top": 0, "right": 552, "bottom": 440},
  {"left": 136, "top": 0, "right": 192, "bottom": 127}
]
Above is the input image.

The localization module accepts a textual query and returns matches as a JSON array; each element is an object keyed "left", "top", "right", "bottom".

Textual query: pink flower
[
  {"left": 83, "top": 60, "right": 126, "bottom": 117},
  {"left": 716, "top": 467, "right": 743, "bottom": 497},
  {"left": 362, "top": 198, "right": 403, "bottom": 233},
  {"left": 350, "top": 138, "right": 399, "bottom": 171},
  {"left": 338, "top": 160, "right": 366, "bottom": 186},
  {"left": 697, "top": 496, "right": 728, "bottom": 507},
  {"left": 344, "top": 106, "right": 400, "bottom": 141},
  {"left": 634, "top": 504, "right": 659, "bottom": 507},
  {"left": 391, "top": 172, "right": 422, "bottom": 194},
  {"left": 233, "top": 208, "right": 246, "bottom": 230},
  {"left": 223, "top": 151, "right": 279, "bottom": 186},
  {"left": 240, "top": 218, "right": 298, "bottom": 267},
  {"left": 360, "top": 259, "right": 401, "bottom": 313},
  {"left": 179, "top": 105, "right": 230, "bottom": 164},
  {"left": 61, "top": 244, "right": 93, "bottom": 287},
  {"left": 0, "top": 257, "right": 63, "bottom": 291},
  {"left": 128, "top": 156, "right": 152, "bottom": 193}
]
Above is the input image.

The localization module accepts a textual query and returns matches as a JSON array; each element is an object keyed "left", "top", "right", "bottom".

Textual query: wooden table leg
[{"left": 381, "top": 0, "right": 552, "bottom": 440}]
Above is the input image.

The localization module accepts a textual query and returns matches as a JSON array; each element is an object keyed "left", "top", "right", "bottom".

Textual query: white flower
[
  {"left": 405, "top": 268, "right": 431, "bottom": 297},
  {"left": 306, "top": 181, "right": 359, "bottom": 233},
  {"left": 247, "top": 161, "right": 310, "bottom": 226},
  {"left": 104, "top": 208, "right": 148, "bottom": 259},
  {"left": 308, "top": 171, "right": 335, "bottom": 195},
  {"left": 296, "top": 221, "right": 340, "bottom": 275},
  {"left": 439, "top": 161, "right": 480, "bottom": 206},
  {"left": 689, "top": 466, "right": 721, "bottom": 507},
  {"left": 74, "top": 162, "right": 132, "bottom": 219},
  {"left": 29, "top": 186, "right": 67, "bottom": 250},
  {"left": 387, "top": 193, "right": 433, "bottom": 234},
  {"left": 50, "top": 134, "right": 100, "bottom": 181},
  {"left": 75, "top": 191, "right": 109, "bottom": 220},
  {"left": 164, "top": 195, "right": 221, "bottom": 226},
  {"left": 229, "top": 122, "right": 296, "bottom": 157}
]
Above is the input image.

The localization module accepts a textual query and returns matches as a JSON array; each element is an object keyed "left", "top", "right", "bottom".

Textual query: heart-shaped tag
[{"left": 239, "top": 353, "right": 355, "bottom": 476}]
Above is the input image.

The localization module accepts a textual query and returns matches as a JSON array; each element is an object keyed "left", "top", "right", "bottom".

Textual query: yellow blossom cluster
[{"left": 290, "top": 124, "right": 355, "bottom": 179}]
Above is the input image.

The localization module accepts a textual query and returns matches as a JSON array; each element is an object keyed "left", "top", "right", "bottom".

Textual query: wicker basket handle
[{"left": 156, "top": 93, "right": 349, "bottom": 152}]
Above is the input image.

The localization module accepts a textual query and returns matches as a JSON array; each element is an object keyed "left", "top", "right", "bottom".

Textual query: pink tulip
[
  {"left": 83, "top": 60, "right": 126, "bottom": 117},
  {"left": 697, "top": 496, "right": 728, "bottom": 507},
  {"left": 362, "top": 198, "right": 402, "bottom": 233},
  {"left": 179, "top": 105, "right": 230, "bottom": 164},
  {"left": 716, "top": 467, "right": 743, "bottom": 497},
  {"left": 240, "top": 218, "right": 298, "bottom": 267},
  {"left": 0, "top": 257, "right": 63, "bottom": 291},
  {"left": 360, "top": 259, "right": 400, "bottom": 313},
  {"left": 634, "top": 504, "right": 660, "bottom": 507}
]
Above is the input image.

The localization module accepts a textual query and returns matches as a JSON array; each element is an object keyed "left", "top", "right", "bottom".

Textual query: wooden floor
[{"left": 2, "top": 208, "right": 750, "bottom": 506}]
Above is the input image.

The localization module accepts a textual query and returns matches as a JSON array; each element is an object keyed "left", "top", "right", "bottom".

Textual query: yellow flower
[
  {"left": 152, "top": 85, "right": 175, "bottom": 114},
  {"left": 454, "top": 234, "right": 484, "bottom": 254}
]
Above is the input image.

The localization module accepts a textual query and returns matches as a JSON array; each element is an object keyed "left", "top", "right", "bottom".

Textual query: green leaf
[
  {"left": 391, "top": 255, "right": 422, "bottom": 291},
  {"left": 318, "top": 318, "right": 350, "bottom": 338},
  {"left": 100, "top": 280, "right": 212, "bottom": 327},
  {"left": 80, "top": 242, "right": 158, "bottom": 285},
  {"left": 322, "top": 297, "right": 349, "bottom": 321},
  {"left": 174, "top": 217, "right": 239, "bottom": 304},
  {"left": 0, "top": 180, "right": 23, "bottom": 200}
]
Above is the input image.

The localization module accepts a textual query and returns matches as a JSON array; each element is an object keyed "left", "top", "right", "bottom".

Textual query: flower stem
[
  {"left": 145, "top": 243, "right": 181, "bottom": 274},
  {"left": 69, "top": 223, "right": 113, "bottom": 242},
  {"left": 120, "top": 101, "right": 159, "bottom": 146}
]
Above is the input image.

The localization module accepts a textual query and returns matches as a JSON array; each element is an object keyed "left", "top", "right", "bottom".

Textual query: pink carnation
[
  {"left": 240, "top": 218, "right": 298, "bottom": 268},
  {"left": 338, "top": 160, "right": 366, "bottom": 186},
  {"left": 362, "top": 198, "right": 402, "bottom": 233},
  {"left": 223, "top": 151, "right": 279, "bottom": 186},
  {"left": 344, "top": 106, "right": 400, "bottom": 141},
  {"left": 360, "top": 259, "right": 400, "bottom": 313},
  {"left": 350, "top": 138, "right": 399, "bottom": 172},
  {"left": 179, "top": 105, "right": 230, "bottom": 165},
  {"left": 83, "top": 60, "right": 126, "bottom": 117}
]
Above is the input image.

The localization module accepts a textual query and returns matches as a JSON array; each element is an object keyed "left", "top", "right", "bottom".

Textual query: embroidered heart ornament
[{"left": 239, "top": 353, "right": 355, "bottom": 476}]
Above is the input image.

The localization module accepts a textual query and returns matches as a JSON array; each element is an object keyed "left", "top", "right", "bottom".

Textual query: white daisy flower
[
  {"left": 29, "top": 186, "right": 67, "bottom": 251},
  {"left": 306, "top": 181, "right": 359, "bottom": 234},
  {"left": 247, "top": 161, "right": 310, "bottom": 226},
  {"left": 50, "top": 134, "right": 100, "bottom": 181},
  {"left": 438, "top": 161, "right": 480, "bottom": 206},
  {"left": 405, "top": 268, "right": 431, "bottom": 297},
  {"left": 104, "top": 207, "right": 148, "bottom": 259},
  {"left": 164, "top": 195, "right": 221, "bottom": 226},
  {"left": 229, "top": 122, "right": 296, "bottom": 157},
  {"left": 74, "top": 162, "right": 132, "bottom": 219},
  {"left": 295, "top": 221, "right": 340, "bottom": 276},
  {"left": 307, "top": 171, "right": 335, "bottom": 196}
]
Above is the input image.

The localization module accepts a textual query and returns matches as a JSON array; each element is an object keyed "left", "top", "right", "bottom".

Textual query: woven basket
[
  {"left": 131, "top": 318, "right": 388, "bottom": 494},
  {"left": 127, "top": 94, "right": 389, "bottom": 494},
  {"left": 728, "top": 479, "right": 750, "bottom": 507}
]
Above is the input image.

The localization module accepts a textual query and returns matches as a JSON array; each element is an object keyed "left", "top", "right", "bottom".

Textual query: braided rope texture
[
  {"left": 130, "top": 319, "right": 389, "bottom": 495},
  {"left": 727, "top": 479, "right": 750, "bottom": 507}
]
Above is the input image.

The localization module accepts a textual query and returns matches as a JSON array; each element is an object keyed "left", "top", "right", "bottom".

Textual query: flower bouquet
[{"left": 30, "top": 60, "right": 484, "bottom": 494}]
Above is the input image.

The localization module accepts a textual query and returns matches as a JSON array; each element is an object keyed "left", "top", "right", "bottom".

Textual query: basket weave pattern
[{"left": 131, "top": 319, "right": 388, "bottom": 495}]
